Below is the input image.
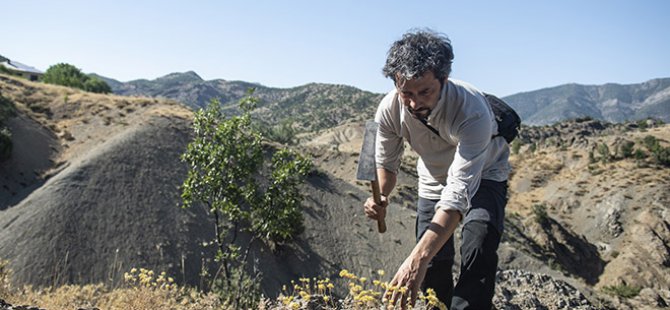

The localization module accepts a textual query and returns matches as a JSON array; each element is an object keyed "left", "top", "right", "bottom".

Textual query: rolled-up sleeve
[{"left": 435, "top": 109, "right": 492, "bottom": 215}]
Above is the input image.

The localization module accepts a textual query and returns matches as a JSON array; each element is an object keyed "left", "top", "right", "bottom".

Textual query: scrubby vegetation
[
  {"left": 0, "top": 91, "right": 15, "bottom": 161},
  {"left": 642, "top": 135, "right": 670, "bottom": 166},
  {"left": 1, "top": 260, "right": 445, "bottom": 310},
  {"left": 602, "top": 283, "right": 642, "bottom": 299},
  {"left": 180, "top": 90, "right": 312, "bottom": 308},
  {"left": 41, "top": 63, "right": 111, "bottom": 94}
]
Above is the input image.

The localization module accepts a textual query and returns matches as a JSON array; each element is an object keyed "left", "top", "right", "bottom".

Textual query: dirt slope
[{"left": 0, "top": 75, "right": 416, "bottom": 295}]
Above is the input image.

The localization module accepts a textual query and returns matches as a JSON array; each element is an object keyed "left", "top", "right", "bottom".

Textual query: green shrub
[
  {"left": 643, "top": 135, "right": 659, "bottom": 152},
  {"left": 42, "top": 63, "right": 111, "bottom": 94},
  {"left": 637, "top": 119, "right": 648, "bottom": 131},
  {"left": 181, "top": 90, "right": 312, "bottom": 308},
  {"left": 652, "top": 146, "right": 670, "bottom": 167},
  {"left": 618, "top": 141, "right": 635, "bottom": 159},
  {"left": 259, "top": 119, "right": 296, "bottom": 145},
  {"left": 602, "top": 284, "right": 641, "bottom": 299},
  {"left": 597, "top": 143, "right": 611, "bottom": 163},
  {"left": 83, "top": 76, "right": 112, "bottom": 94},
  {"left": 633, "top": 149, "right": 647, "bottom": 160}
]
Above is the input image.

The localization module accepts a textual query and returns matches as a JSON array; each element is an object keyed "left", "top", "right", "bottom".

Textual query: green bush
[
  {"left": 181, "top": 90, "right": 312, "bottom": 308},
  {"left": 643, "top": 135, "right": 659, "bottom": 152},
  {"left": 258, "top": 119, "right": 296, "bottom": 145},
  {"left": 633, "top": 149, "right": 647, "bottom": 160},
  {"left": 597, "top": 143, "right": 611, "bottom": 163},
  {"left": 618, "top": 141, "right": 635, "bottom": 159},
  {"left": 42, "top": 63, "right": 111, "bottom": 94},
  {"left": 653, "top": 146, "right": 670, "bottom": 167},
  {"left": 602, "top": 284, "right": 641, "bottom": 299},
  {"left": 83, "top": 76, "right": 112, "bottom": 94}
]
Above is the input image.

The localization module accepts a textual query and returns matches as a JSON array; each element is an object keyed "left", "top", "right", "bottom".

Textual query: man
[{"left": 363, "top": 29, "right": 510, "bottom": 309}]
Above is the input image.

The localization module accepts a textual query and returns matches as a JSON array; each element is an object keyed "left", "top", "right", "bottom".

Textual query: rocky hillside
[
  {"left": 504, "top": 78, "right": 670, "bottom": 125},
  {"left": 504, "top": 118, "right": 670, "bottom": 309},
  {"left": 297, "top": 117, "right": 670, "bottom": 309}
]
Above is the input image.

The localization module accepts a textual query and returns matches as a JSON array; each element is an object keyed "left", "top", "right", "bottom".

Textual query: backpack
[{"left": 484, "top": 93, "right": 521, "bottom": 143}]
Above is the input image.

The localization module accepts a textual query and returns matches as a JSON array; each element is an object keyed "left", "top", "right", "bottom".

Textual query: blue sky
[{"left": 2, "top": 1, "right": 669, "bottom": 96}]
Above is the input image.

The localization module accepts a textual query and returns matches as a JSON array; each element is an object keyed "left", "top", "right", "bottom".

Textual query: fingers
[
  {"left": 410, "top": 285, "right": 418, "bottom": 309},
  {"left": 384, "top": 275, "right": 413, "bottom": 310},
  {"left": 363, "top": 197, "right": 386, "bottom": 220}
]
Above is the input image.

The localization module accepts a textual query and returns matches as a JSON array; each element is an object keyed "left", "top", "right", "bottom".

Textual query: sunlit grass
[{"left": 1, "top": 261, "right": 445, "bottom": 309}]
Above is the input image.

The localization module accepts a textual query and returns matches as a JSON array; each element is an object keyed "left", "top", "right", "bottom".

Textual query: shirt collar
[{"left": 427, "top": 79, "right": 448, "bottom": 122}]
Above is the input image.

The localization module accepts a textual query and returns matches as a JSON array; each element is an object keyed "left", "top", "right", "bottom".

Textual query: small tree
[
  {"left": 643, "top": 135, "right": 659, "bottom": 152},
  {"left": 42, "top": 63, "right": 111, "bottom": 94},
  {"left": 180, "top": 90, "right": 312, "bottom": 308},
  {"left": 618, "top": 140, "right": 635, "bottom": 159},
  {"left": 42, "top": 63, "right": 87, "bottom": 89},
  {"left": 83, "top": 76, "right": 112, "bottom": 94}
]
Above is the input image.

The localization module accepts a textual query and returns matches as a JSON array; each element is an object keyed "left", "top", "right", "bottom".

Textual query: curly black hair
[{"left": 382, "top": 29, "right": 454, "bottom": 84}]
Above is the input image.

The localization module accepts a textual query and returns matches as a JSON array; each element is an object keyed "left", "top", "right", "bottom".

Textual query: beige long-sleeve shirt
[{"left": 374, "top": 79, "right": 511, "bottom": 215}]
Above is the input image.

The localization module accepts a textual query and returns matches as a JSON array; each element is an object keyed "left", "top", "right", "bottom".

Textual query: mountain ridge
[
  {"left": 503, "top": 77, "right": 670, "bottom": 125},
  {"left": 98, "top": 71, "right": 669, "bottom": 128}
]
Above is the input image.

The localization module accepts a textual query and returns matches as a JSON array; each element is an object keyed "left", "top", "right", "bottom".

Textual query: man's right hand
[{"left": 364, "top": 195, "right": 388, "bottom": 221}]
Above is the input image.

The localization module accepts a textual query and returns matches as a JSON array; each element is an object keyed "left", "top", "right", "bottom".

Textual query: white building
[{"left": 0, "top": 55, "right": 44, "bottom": 81}]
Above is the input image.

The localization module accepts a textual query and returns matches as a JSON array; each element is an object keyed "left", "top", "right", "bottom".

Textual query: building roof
[{"left": 0, "top": 59, "right": 44, "bottom": 74}]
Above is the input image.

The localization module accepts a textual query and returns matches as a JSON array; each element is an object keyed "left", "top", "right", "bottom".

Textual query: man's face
[{"left": 395, "top": 71, "right": 443, "bottom": 119}]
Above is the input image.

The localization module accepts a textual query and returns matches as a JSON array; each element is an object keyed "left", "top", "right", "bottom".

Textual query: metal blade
[{"left": 356, "top": 120, "right": 379, "bottom": 181}]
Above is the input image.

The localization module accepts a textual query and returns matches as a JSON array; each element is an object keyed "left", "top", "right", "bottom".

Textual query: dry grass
[
  {"left": 0, "top": 73, "right": 191, "bottom": 164},
  {"left": 0, "top": 262, "right": 221, "bottom": 310},
  {"left": 0, "top": 261, "right": 444, "bottom": 310}
]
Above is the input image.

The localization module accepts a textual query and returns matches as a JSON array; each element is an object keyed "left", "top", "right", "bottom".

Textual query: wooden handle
[{"left": 370, "top": 180, "right": 387, "bottom": 233}]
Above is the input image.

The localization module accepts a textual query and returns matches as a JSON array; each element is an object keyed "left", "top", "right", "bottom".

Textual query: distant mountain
[
  {"left": 503, "top": 78, "right": 670, "bottom": 125},
  {"left": 101, "top": 72, "right": 669, "bottom": 129},
  {"left": 100, "top": 72, "right": 383, "bottom": 133}
]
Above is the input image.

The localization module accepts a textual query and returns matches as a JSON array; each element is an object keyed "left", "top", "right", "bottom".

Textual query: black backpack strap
[{"left": 418, "top": 117, "right": 441, "bottom": 137}]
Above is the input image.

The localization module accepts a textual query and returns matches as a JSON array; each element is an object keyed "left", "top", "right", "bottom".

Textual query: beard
[{"left": 407, "top": 107, "right": 431, "bottom": 120}]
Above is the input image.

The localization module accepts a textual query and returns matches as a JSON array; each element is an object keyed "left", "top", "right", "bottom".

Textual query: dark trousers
[{"left": 416, "top": 180, "right": 507, "bottom": 310}]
